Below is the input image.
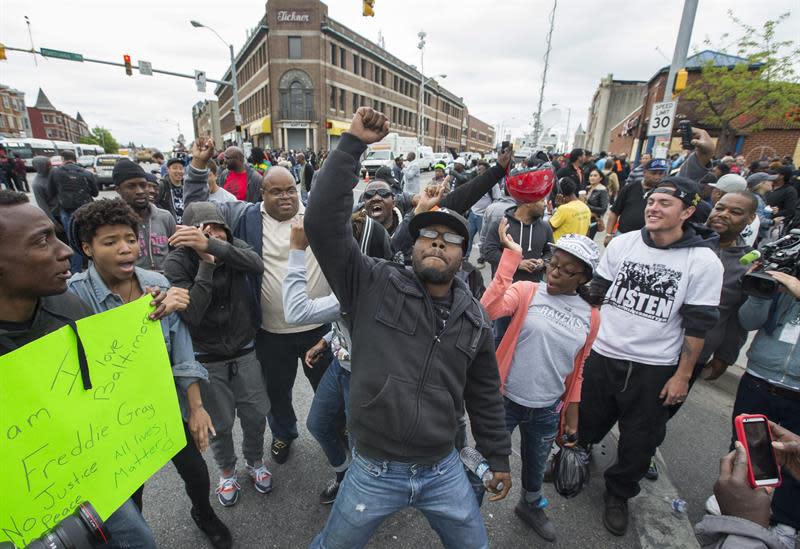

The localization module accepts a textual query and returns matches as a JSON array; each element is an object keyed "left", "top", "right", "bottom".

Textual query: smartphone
[
  {"left": 499, "top": 140, "right": 510, "bottom": 153},
  {"left": 734, "top": 414, "right": 782, "bottom": 488},
  {"left": 678, "top": 120, "right": 694, "bottom": 151}
]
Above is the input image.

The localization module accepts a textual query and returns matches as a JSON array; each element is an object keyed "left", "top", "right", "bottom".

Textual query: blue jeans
[
  {"left": 307, "top": 358, "right": 351, "bottom": 471},
  {"left": 105, "top": 498, "right": 157, "bottom": 549},
  {"left": 732, "top": 373, "right": 800, "bottom": 529},
  {"left": 504, "top": 397, "right": 560, "bottom": 502},
  {"left": 310, "top": 449, "right": 488, "bottom": 549},
  {"left": 467, "top": 211, "right": 484, "bottom": 258},
  {"left": 60, "top": 210, "right": 83, "bottom": 274}
]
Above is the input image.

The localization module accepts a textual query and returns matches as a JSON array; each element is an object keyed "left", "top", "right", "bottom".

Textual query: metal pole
[
  {"left": 418, "top": 47, "right": 424, "bottom": 144},
  {"left": 663, "top": 0, "right": 698, "bottom": 101},
  {"left": 565, "top": 107, "right": 571, "bottom": 151},
  {"left": 229, "top": 44, "right": 243, "bottom": 148},
  {"left": 532, "top": 0, "right": 557, "bottom": 147}
]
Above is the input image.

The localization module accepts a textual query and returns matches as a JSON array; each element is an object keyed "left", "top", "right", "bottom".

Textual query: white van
[{"left": 416, "top": 146, "right": 434, "bottom": 171}]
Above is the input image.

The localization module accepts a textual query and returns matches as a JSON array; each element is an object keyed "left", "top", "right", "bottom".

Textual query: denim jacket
[
  {"left": 67, "top": 264, "right": 208, "bottom": 419},
  {"left": 739, "top": 293, "right": 800, "bottom": 391}
]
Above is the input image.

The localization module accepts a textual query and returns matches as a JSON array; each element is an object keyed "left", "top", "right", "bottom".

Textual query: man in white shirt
[
  {"left": 582, "top": 176, "right": 723, "bottom": 537},
  {"left": 402, "top": 152, "right": 422, "bottom": 195}
]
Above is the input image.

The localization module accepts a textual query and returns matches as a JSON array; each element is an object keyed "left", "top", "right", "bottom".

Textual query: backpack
[{"left": 54, "top": 164, "right": 93, "bottom": 212}]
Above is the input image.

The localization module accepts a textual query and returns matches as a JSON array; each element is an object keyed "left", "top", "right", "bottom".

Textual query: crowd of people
[{"left": 1, "top": 106, "right": 799, "bottom": 549}]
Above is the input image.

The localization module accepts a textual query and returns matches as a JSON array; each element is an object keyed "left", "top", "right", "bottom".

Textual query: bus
[
  {"left": 75, "top": 143, "right": 105, "bottom": 156},
  {"left": 52, "top": 140, "right": 77, "bottom": 155},
  {"left": 0, "top": 139, "right": 34, "bottom": 169},
  {"left": 20, "top": 139, "right": 58, "bottom": 170}
]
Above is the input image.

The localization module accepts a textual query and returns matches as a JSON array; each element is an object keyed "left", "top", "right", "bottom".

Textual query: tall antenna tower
[{"left": 531, "top": 0, "right": 557, "bottom": 146}]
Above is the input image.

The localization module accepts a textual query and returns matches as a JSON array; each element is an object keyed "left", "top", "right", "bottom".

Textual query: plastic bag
[{"left": 552, "top": 444, "right": 591, "bottom": 498}]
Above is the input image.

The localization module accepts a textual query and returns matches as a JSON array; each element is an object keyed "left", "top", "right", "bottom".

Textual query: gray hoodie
[
  {"left": 32, "top": 156, "right": 57, "bottom": 222},
  {"left": 695, "top": 515, "right": 785, "bottom": 549}
]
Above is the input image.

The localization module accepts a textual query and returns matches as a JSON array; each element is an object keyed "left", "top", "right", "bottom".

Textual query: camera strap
[{"left": 66, "top": 320, "right": 93, "bottom": 390}]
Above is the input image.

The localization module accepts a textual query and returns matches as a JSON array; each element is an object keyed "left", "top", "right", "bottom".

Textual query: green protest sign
[{"left": 0, "top": 296, "right": 185, "bottom": 546}]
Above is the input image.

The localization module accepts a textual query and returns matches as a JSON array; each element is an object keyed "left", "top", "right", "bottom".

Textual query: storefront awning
[
  {"left": 326, "top": 119, "right": 350, "bottom": 136},
  {"left": 249, "top": 116, "right": 272, "bottom": 136}
]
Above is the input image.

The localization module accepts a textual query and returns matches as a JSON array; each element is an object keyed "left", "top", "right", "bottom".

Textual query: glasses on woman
[
  {"left": 546, "top": 261, "right": 583, "bottom": 278},
  {"left": 362, "top": 188, "right": 394, "bottom": 200}
]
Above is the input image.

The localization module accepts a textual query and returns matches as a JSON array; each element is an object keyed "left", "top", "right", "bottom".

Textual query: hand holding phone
[
  {"left": 734, "top": 414, "right": 782, "bottom": 488},
  {"left": 679, "top": 120, "right": 694, "bottom": 151},
  {"left": 713, "top": 440, "right": 773, "bottom": 528}
]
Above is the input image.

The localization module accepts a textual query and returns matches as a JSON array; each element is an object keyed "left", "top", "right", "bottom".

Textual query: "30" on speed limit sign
[{"left": 647, "top": 101, "right": 677, "bottom": 137}]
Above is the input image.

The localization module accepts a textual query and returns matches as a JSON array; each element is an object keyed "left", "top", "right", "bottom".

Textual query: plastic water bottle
[
  {"left": 460, "top": 447, "right": 503, "bottom": 490},
  {"left": 665, "top": 497, "right": 688, "bottom": 514}
]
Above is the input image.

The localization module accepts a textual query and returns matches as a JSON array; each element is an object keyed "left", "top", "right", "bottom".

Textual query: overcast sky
[{"left": 1, "top": 0, "right": 796, "bottom": 150}]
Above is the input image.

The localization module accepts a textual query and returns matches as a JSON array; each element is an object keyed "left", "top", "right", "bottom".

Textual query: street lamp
[
  {"left": 551, "top": 103, "right": 572, "bottom": 151},
  {"left": 190, "top": 20, "right": 242, "bottom": 148}
]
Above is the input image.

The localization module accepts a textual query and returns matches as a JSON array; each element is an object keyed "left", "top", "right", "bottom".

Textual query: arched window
[{"left": 279, "top": 69, "right": 314, "bottom": 120}]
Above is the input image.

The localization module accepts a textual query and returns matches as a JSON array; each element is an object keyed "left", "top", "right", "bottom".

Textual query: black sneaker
[
  {"left": 603, "top": 491, "right": 629, "bottom": 536},
  {"left": 271, "top": 438, "right": 292, "bottom": 464},
  {"left": 190, "top": 506, "right": 233, "bottom": 549},
  {"left": 645, "top": 457, "right": 659, "bottom": 481},
  {"left": 319, "top": 479, "right": 340, "bottom": 505},
  {"left": 514, "top": 498, "right": 556, "bottom": 542}
]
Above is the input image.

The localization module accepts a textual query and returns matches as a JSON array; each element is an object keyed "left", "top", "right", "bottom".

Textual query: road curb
[{"left": 592, "top": 429, "right": 700, "bottom": 549}]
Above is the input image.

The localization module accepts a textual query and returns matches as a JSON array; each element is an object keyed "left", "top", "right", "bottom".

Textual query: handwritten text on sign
[{"left": 0, "top": 297, "right": 185, "bottom": 547}]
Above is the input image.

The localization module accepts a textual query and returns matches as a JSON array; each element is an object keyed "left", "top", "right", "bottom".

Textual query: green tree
[
  {"left": 682, "top": 11, "right": 800, "bottom": 152},
  {"left": 83, "top": 127, "right": 120, "bottom": 154}
]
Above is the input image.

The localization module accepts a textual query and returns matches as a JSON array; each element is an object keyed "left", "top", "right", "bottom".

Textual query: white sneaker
[
  {"left": 215, "top": 476, "right": 241, "bottom": 507},
  {"left": 705, "top": 494, "right": 721, "bottom": 516},
  {"left": 246, "top": 463, "right": 273, "bottom": 494},
  {"left": 771, "top": 523, "right": 797, "bottom": 549}
]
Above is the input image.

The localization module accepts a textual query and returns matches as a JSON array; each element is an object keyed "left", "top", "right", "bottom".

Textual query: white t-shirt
[
  {"left": 594, "top": 230, "right": 723, "bottom": 365},
  {"left": 209, "top": 186, "right": 238, "bottom": 204}
]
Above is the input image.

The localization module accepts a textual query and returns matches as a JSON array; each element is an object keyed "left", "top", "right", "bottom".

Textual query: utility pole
[
  {"left": 647, "top": 0, "right": 698, "bottom": 155},
  {"left": 532, "top": 0, "right": 557, "bottom": 147},
  {"left": 417, "top": 31, "right": 426, "bottom": 145}
]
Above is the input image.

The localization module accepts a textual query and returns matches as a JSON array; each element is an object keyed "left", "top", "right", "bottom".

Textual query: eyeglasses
[
  {"left": 363, "top": 188, "right": 394, "bottom": 200},
  {"left": 265, "top": 187, "right": 298, "bottom": 198},
  {"left": 546, "top": 262, "right": 583, "bottom": 278},
  {"left": 418, "top": 228, "right": 465, "bottom": 246}
]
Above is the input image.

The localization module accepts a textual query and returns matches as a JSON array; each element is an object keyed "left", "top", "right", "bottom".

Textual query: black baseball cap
[
  {"left": 167, "top": 157, "right": 185, "bottom": 168},
  {"left": 771, "top": 166, "right": 794, "bottom": 182},
  {"left": 650, "top": 175, "right": 701, "bottom": 207},
  {"left": 374, "top": 165, "right": 400, "bottom": 188},
  {"left": 408, "top": 208, "right": 470, "bottom": 253}
]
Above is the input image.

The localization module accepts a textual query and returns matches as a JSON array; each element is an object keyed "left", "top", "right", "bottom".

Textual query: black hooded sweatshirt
[{"left": 481, "top": 206, "right": 554, "bottom": 282}]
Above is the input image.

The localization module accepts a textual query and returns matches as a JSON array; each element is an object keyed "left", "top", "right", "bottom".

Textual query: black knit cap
[{"left": 112, "top": 159, "right": 147, "bottom": 186}]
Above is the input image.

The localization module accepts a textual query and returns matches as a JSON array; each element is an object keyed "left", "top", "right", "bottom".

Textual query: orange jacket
[{"left": 480, "top": 248, "right": 600, "bottom": 437}]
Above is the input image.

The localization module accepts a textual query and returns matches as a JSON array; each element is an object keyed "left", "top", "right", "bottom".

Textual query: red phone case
[{"left": 734, "top": 414, "right": 782, "bottom": 489}]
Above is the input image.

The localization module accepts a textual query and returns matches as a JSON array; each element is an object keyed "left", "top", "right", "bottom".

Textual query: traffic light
[
  {"left": 363, "top": 0, "right": 375, "bottom": 17},
  {"left": 674, "top": 68, "right": 688, "bottom": 93},
  {"left": 123, "top": 54, "right": 132, "bottom": 76}
]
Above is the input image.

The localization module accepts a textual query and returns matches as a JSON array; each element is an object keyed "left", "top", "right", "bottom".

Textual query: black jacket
[
  {"left": 305, "top": 133, "right": 511, "bottom": 472},
  {"left": 482, "top": 207, "right": 553, "bottom": 282},
  {"left": 0, "top": 293, "right": 93, "bottom": 356},
  {"left": 163, "top": 236, "right": 264, "bottom": 360},
  {"left": 766, "top": 184, "right": 798, "bottom": 223},
  {"left": 556, "top": 163, "right": 585, "bottom": 191}
]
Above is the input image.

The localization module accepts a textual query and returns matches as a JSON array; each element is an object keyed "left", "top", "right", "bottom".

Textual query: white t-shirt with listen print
[{"left": 593, "top": 230, "right": 723, "bottom": 365}]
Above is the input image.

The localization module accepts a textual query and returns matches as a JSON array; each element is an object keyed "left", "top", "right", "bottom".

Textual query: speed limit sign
[{"left": 647, "top": 101, "right": 677, "bottom": 137}]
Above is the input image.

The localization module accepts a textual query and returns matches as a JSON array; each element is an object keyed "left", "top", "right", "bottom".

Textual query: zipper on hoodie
[{"left": 399, "top": 286, "right": 453, "bottom": 454}]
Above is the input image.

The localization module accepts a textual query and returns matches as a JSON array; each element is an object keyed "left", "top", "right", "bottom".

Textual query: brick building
[
  {"left": 465, "top": 113, "right": 496, "bottom": 154},
  {"left": 208, "top": 0, "right": 492, "bottom": 152},
  {"left": 603, "top": 51, "right": 800, "bottom": 164},
  {"left": 192, "top": 100, "right": 222, "bottom": 147},
  {"left": 26, "top": 88, "right": 90, "bottom": 143},
  {"left": 0, "top": 85, "right": 31, "bottom": 138}
]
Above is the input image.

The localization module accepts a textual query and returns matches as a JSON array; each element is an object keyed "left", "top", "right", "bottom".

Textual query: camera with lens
[
  {"left": 0, "top": 502, "right": 109, "bottom": 549},
  {"left": 742, "top": 229, "right": 800, "bottom": 299}
]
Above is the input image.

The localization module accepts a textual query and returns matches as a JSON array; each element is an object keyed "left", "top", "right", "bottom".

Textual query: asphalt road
[{"left": 23, "top": 169, "right": 739, "bottom": 548}]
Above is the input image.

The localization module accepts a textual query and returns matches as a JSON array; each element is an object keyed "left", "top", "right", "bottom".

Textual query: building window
[
  {"left": 1, "top": 96, "right": 9, "bottom": 108},
  {"left": 340, "top": 48, "right": 346, "bottom": 69},
  {"left": 353, "top": 54, "right": 359, "bottom": 76},
  {"left": 288, "top": 36, "right": 302, "bottom": 59},
  {"left": 339, "top": 89, "right": 346, "bottom": 112},
  {"left": 330, "top": 86, "right": 336, "bottom": 111},
  {"left": 361, "top": 59, "right": 367, "bottom": 78},
  {"left": 331, "top": 43, "right": 337, "bottom": 65},
  {"left": 352, "top": 93, "right": 358, "bottom": 114},
  {"left": 279, "top": 68, "right": 314, "bottom": 120}
]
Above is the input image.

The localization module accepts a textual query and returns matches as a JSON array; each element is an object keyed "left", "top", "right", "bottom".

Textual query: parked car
[
  {"left": 78, "top": 155, "right": 96, "bottom": 170},
  {"left": 94, "top": 154, "right": 124, "bottom": 189},
  {"left": 432, "top": 152, "right": 453, "bottom": 166}
]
